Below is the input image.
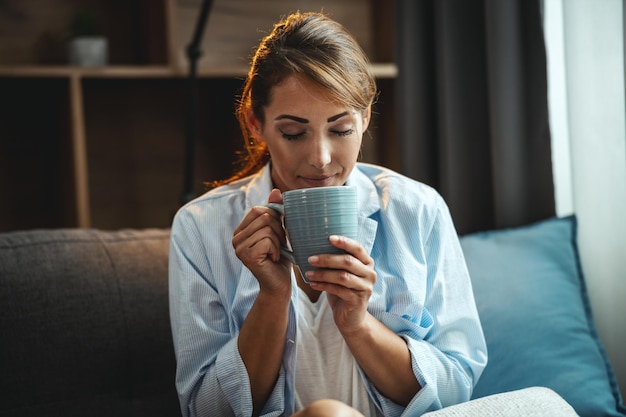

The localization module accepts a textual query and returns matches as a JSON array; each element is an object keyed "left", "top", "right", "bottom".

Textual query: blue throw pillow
[{"left": 460, "top": 216, "right": 625, "bottom": 417}]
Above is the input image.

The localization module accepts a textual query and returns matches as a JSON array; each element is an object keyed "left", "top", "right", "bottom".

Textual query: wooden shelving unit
[{"left": 0, "top": 0, "right": 396, "bottom": 232}]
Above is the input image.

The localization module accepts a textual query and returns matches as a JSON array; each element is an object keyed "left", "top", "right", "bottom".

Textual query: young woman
[{"left": 169, "top": 11, "right": 487, "bottom": 417}]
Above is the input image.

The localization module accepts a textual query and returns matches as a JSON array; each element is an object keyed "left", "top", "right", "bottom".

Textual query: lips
[{"left": 299, "top": 175, "right": 337, "bottom": 187}]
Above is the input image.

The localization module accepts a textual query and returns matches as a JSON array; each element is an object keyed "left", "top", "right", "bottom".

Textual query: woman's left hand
[
  {"left": 305, "top": 235, "right": 376, "bottom": 333},
  {"left": 307, "top": 235, "right": 420, "bottom": 406}
]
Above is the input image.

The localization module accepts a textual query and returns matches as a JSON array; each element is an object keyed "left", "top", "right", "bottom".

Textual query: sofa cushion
[
  {"left": 460, "top": 216, "right": 625, "bottom": 417},
  {"left": 423, "top": 386, "right": 578, "bottom": 417},
  {"left": 0, "top": 228, "right": 179, "bottom": 417}
]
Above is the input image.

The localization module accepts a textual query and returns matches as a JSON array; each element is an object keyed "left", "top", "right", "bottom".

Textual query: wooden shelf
[
  {"left": 0, "top": 0, "right": 397, "bottom": 232},
  {"left": 196, "top": 62, "right": 397, "bottom": 79},
  {"left": 0, "top": 62, "right": 397, "bottom": 79},
  {"left": 0, "top": 65, "right": 175, "bottom": 79}
]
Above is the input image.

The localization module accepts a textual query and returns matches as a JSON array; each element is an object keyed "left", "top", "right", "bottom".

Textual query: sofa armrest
[{"left": 422, "top": 387, "right": 579, "bottom": 417}]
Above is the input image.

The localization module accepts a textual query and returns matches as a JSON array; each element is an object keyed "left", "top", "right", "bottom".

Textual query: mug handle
[{"left": 265, "top": 203, "right": 296, "bottom": 263}]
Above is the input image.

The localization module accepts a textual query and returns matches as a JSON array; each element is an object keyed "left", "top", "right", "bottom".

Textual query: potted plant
[{"left": 67, "top": 7, "right": 108, "bottom": 67}]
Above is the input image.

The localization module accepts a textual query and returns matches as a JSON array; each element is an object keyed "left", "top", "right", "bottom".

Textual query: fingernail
[{"left": 308, "top": 255, "right": 319, "bottom": 263}]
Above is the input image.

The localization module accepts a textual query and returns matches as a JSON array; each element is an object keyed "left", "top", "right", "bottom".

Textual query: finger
[
  {"left": 235, "top": 225, "right": 284, "bottom": 263},
  {"left": 309, "top": 279, "right": 363, "bottom": 299},
  {"left": 308, "top": 252, "right": 360, "bottom": 273},
  {"left": 307, "top": 251, "right": 376, "bottom": 290},
  {"left": 308, "top": 270, "right": 373, "bottom": 308},
  {"left": 307, "top": 251, "right": 371, "bottom": 278},
  {"left": 234, "top": 206, "right": 283, "bottom": 238},
  {"left": 249, "top": 233, "right": 282, "bottom": 263},
  {"left": 233, "top": 209, "right": 286, "bottom": 254},
  {"left": 328, "top": 235, "right": 374, "bottom": 266},
  {"left": 306, "top": 267, "right": 365, "bottom": 289},
  {"left": 267, "top": 188, "right": 283, "bottom": 204}
]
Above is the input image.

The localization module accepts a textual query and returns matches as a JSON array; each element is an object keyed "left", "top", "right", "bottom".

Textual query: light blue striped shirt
[{"left": 169, "top": 163, "right": 487, "bottom": 417}]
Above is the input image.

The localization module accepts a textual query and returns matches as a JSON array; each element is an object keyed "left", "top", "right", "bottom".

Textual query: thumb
[{"left": 268, "top": 188, "right": 283, "bottom": 204}]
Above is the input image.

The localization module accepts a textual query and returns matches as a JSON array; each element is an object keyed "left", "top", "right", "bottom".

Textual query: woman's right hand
[
  {"left": 232, "top": 188, "right": 292, "bottom": 293},
  {"left": 234, "top": 189, "right": 293, "bottom": 412}
]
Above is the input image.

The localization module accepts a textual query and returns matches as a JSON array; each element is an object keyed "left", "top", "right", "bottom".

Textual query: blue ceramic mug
[{"left": 267, "top": 186, "right": 358, "bottom": 282}]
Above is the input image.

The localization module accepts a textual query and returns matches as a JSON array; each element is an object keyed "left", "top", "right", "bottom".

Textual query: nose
[{"left": 307, "top": 136, "right": 332, "bottom": 169}]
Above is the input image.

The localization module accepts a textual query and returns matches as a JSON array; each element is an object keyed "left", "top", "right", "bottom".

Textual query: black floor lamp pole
[{"left": 182, "top": 0, "right": 214, "bottom": 205}]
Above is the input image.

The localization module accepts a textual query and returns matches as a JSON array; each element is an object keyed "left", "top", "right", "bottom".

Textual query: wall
[{"left": 544, "top": 0, "right": 626, "bottom": 398}]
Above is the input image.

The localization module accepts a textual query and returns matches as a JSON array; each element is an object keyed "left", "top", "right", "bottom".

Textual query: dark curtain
[{"left": 395, "top": 0, "right": 555, "bottom": 235}]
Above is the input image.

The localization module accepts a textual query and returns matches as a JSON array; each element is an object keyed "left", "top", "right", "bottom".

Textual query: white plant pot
[{"left": 68, "top": 37, "right": 108, "bottom": 67}]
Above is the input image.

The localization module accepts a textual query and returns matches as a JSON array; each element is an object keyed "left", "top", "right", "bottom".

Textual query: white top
[{"left": 294, "top": 286, "right": 383, "bottom": 416}]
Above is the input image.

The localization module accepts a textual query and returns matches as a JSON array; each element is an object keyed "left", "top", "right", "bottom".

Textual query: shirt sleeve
[
  {"left": 168, "top": 206, "right": 291, "bottom": 417},
  {"left": 168, "top": 208, "right": 247, "bottom": 416},
  {"left": 365, "top": 188, "right": 488, "bottom": 416}
]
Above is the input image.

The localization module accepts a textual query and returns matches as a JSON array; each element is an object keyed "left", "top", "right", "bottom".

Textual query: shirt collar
[
  {"left": 244, "top": 163, "right": 274, "bottom": 209},
  {"left": 347, "top": 164, "right": 380, "bottom": 220}
]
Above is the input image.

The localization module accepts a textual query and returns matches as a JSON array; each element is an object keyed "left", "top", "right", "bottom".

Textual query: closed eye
[
  {"left": 333, "top": 128, "right": 354, "bottom": 137},
  {"left": 281, "top": 130, "right": 305, "bottom": 140}
]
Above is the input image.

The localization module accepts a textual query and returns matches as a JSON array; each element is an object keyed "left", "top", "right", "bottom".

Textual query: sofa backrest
[{"left": 0, "top": 228, "right": 180, "bottom": 417}]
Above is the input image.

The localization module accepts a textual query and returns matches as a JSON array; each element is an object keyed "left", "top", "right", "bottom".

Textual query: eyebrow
[{"left": 274, "top": 111, "right": 350, "bottom": 123}]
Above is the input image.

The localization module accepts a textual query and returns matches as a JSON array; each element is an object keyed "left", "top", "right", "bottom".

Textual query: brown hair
[{"left": 210, "top": 11, "right": 377, "bottom": 188}]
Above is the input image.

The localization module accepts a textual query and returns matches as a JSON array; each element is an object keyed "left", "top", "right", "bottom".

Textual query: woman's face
[{"left": 249, "top": 75, "right": 370, "bottom": 192}]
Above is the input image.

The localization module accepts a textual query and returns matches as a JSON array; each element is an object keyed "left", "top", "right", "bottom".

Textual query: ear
[
  {"left": 362, "top": 105, "right": 372, "bottom": 131},
  {"left": 247, "top": 109, "right": 264, "bottom": 141}
]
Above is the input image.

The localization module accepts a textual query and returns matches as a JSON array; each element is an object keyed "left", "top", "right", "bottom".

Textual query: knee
[{"left": 294, "top": 399, "right": 365, "bottom": 417}]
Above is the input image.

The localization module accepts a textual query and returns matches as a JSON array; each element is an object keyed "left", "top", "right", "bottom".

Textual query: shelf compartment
[
  {"left": 171, "top": 0, "right": 394, "bottom": 71},
  {"left": 0, "top": 77, "right": 75, "bottom": 232},
  {"left": 82, "top": 77, "right": 243, "bottom": 230},
  {"left": 0, "top": 0, "right": 170, "bottom": 66}
]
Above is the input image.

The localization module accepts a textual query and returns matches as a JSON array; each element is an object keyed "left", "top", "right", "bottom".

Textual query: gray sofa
[
  {"left": 0, "top": 228, "right": 178, "bottom": 417},
  {"left": 1, "top": 217, "right": 624, "bottom": 416}
]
